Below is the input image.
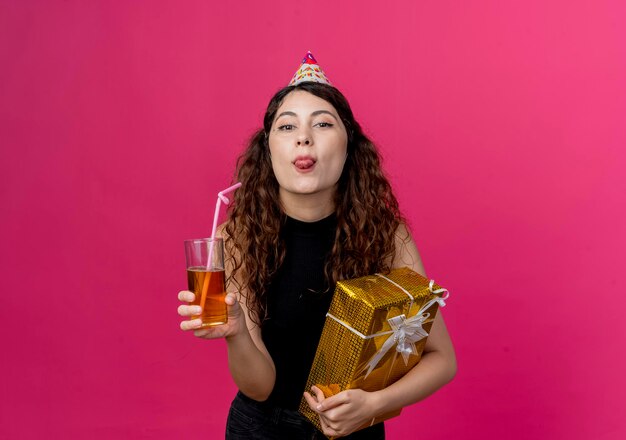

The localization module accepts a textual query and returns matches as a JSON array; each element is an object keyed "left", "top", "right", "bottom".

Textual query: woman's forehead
[{"left": 276, "top": 90, "right": 337, "bottom": 115}]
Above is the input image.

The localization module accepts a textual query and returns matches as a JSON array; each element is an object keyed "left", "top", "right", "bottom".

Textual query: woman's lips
[{"left": 294, "top": 157, "right": 316, "bottom": 172}]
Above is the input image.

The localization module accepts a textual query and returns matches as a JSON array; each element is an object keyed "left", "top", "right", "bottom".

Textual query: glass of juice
[{"left": 184, "top": 237, "right": 227, "bottom": 326}]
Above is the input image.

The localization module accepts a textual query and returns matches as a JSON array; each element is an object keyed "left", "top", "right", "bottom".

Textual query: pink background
[{"left": 1, "top": 1, "right": 625, "bottom": 438}]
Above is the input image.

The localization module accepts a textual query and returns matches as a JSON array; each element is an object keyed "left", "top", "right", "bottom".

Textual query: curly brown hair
[{"left": 225, "top": 82, "right": 404, "bottom": 325}]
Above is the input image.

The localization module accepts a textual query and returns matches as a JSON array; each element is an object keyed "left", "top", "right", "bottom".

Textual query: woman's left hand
[{"left": 303, "top": 386, "right": 380, "bottom": 438}]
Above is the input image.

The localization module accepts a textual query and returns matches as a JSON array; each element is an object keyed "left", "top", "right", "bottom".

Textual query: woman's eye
[
  {"left": 277, "top": 124, "right": 295, "bottom": 131},
  {"left": 315, "top": 122, "right": 333, "bottom": 128}
]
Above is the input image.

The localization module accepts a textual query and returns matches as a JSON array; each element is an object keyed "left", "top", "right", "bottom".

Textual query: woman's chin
[{"left": 282, "top": 184, "right": 333, "bottom": 198}]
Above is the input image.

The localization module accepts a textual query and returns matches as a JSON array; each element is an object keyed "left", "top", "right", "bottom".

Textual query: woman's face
[{"left": 268, "top": 90, "right": 348, "bottom": 202}]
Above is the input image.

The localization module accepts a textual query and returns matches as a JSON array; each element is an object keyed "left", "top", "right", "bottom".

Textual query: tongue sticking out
[{"left": 294, "top": 159, "right": 315, "bottom": 169}]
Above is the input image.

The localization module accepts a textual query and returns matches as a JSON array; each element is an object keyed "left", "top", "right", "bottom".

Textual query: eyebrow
[{"left": 275, "top": 110, "right": 339, "bottom": 121}]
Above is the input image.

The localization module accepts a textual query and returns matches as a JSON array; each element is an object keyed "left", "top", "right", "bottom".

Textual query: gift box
[{"left": 298, "top": 266, "right": 449, "bottom": 434}]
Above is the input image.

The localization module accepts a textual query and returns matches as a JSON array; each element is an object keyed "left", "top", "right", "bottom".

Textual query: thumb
[
  {"left": 225, "top": 293, "right": 242, "bottom": 318},
  {"left": 317, "top": 391, "right": 349, "bottom": 411}
]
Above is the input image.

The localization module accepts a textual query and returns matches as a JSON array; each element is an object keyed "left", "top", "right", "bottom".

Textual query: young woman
[{"left": 178, "top": 56, "right": 456, "bottom": 439}]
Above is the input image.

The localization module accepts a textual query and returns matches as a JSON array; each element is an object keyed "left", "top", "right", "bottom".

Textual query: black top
[{"left": 262, "top": 213, "right": 337, "bottom": 409}]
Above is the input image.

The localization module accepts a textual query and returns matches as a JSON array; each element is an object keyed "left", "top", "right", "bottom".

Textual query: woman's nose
[{"left": 296, "top": 128, "right": 312, "bottom": 146}]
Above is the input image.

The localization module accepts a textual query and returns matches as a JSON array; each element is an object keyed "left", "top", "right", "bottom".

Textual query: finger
[
  {"left": 319, "top": 416, "right": 340, "bottom": 438},
  {"left": 224, "top": 292, "right": 238, "bottom": 306},
  {"left": 178, "top": 291, "right": 195, "bottom": 302},
  {"left": 304, "top": 391, "right": 321, "bottom": 403},
  {"left": 318, "top": 414, "right": 331, "bottom": 431},
  {"left": 193, "top": 327, "right": 224, "bottom": 338},
  {"left": 177, "top": 305, "right": 202, "bottom": 317},
  {"left": 303, "top": 392, "right": 320, "bottom": 411},
  {"left": 180, "top": 318, "right": 203, "bottom": 331},
  {"left": 310, "top": 386, "right": 326, "bottom": 405},
  {"left": 323, "top": 411, "right": 340, "bottom": 427},
  {"left": 317, "top": 390, "right": 350, "bottom": 411},
  {"left": 226, "top": 293, "right": 242, "bottom": 319}
]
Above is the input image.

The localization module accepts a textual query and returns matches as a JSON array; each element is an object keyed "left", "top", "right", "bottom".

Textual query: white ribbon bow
[{"left": 326, "top": 275, "right": 449, "bottom": 379}]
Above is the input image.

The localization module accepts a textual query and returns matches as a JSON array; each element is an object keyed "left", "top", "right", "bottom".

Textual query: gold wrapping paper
[{"left": 298, "top": 267, "right": 447, "bottom": 435}]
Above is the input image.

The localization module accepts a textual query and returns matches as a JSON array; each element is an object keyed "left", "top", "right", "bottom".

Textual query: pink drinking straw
[{"left": 207, "top": 182, "right": 242, "bottom": 270}]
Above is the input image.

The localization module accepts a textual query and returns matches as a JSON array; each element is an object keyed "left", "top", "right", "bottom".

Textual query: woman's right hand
[{"left": 177, "top": 291, "right": 247, "bottom": 340}]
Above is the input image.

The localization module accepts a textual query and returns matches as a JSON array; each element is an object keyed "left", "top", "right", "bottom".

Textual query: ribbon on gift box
[{"left": 325, "top": 274, "right": 449, "bottom": 379}]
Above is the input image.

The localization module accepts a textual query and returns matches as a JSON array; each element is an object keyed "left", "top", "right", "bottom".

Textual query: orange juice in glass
[{"left": 184, "top": 238, "right": 227, "bottom": 326}]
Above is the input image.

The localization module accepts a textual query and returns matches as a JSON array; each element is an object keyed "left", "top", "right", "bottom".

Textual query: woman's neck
[{"left": 279, "top": 188, "right": 335, "bottom": 222}]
